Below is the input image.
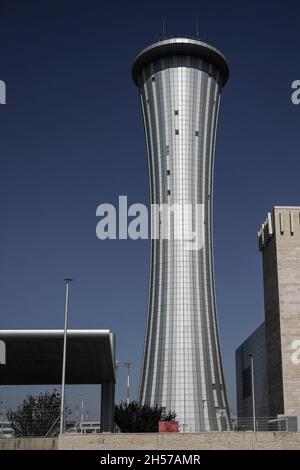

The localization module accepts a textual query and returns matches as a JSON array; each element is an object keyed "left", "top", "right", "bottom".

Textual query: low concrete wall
[
  {"left": 0, "top": 437, "right": 57, "bottom": 450},
  {"left": 58, "top": 432, "right": 300, "bottom": 450},
  {"left": 2, "top": 433, "right": 300, "bottom": 450}
]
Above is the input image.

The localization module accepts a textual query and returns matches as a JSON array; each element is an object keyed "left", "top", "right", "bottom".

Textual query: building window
[
  {"left": 242, "top": 366, "right": 251, "bottom": 399},
  {"left": 151, "top": 76, "right": 155, "bottom": 82},
  {"left": 175, "top": 130, "right": 179, "bottom": 135},
  {"left": 175, "top": 110, "right": 179, "bottom": 115},
  {"left": 167, "top": 170, "right": 170, "bottom": 175},
  {"left": 195, "top": 131, "right": 199, "bottom": 136},
  {"left": 166, "top": 145, "right": 169, "bottom": 154},
  {"left": 167, "top": 190, "right": 171, "bottom": 196}
]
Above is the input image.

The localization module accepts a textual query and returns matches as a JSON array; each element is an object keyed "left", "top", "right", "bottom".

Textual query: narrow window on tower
[
  {"left": 175, "top": 129, "right": 179, "bottom": 135},
  {"left": 290, "top": 211, "right": 294, "bottom": 235},
  {"left": 174, "top": 110, "right": 179, "bottom": 115},
  {"left": 279, "top": 212, "right": 284, "bottom": 235},
  {"left": 195, "top": 131, "right": 199, "bottom": 137},
  {"left": 167, "top": 190, "right": 171, "bottom": 196},
  {"left": 167, "top": 170, "right": 170, "bottom": 175}
]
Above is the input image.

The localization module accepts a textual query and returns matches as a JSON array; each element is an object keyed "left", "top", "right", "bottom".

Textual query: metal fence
[
  {"left": 0, "top": 415, "right": 101, "bottom": 438},
  {"left": 1, "top": 415, "right": 300, "bottom": 437},
  {"left": 233, "top": 416, "right": 300, "bottom": 432},
  {"left": 1, "top": 414, "right": 61, "bottom": 438}
]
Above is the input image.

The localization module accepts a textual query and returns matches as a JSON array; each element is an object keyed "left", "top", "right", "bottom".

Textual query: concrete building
[
  {"left": 258, "top": 206, "right": 300, "bottom": 417},
  {"left": 236, "top": 206, "right": 300, "bottom": 426},
  {"left": 132, "top": 38, "right": 230, "bottom": 431},
  {"left": 235, "top": 322, "right": 269, "bottom": 427},
  {"left": 67, "top": 420, "right": 101, "bottom": 435},
  {"left": 0, "top": 420, "right": 14, "bottom": 438},
  {"left": 0, "top": 329, "right": 116, "bottom": 433}
]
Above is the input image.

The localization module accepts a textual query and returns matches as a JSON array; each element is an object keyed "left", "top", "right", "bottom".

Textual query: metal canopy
[{"left": 0, "top": 329, "right": 116, "bottom": 385}]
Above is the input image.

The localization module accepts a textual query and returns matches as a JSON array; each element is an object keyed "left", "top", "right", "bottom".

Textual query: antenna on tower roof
[
  {"left": 196, "top": 19, "right": 199, "bottom": 38},
  {"left": 162, "top": 18, "right": 165, "bottom": 37}
]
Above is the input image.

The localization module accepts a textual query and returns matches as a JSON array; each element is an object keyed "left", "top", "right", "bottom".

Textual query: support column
[{"left": 101, "top": 381, "right": 115, "bottom": 432}]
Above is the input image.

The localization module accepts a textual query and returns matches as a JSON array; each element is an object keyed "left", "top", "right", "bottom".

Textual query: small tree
[
  {"left": 7, "top": 389, "right": 70, "bottom": 437},
  {"left": 115, "top": 401, "right": 176, "bottom": 433}
]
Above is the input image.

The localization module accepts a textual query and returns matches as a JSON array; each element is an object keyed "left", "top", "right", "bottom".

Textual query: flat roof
[
  {"left": 132, "top": 37, "right": 229, "bottom": 86},
  {"left": 0, "top": 329, "right": 116, "bottom": 385},
  {"left": 273, "top": 206, "right": 300, "bottom": 209}
]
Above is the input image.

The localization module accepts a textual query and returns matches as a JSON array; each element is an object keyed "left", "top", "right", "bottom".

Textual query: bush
[
  {"left": 7, "top": 389, "right": 70, "bottom": 437},
  {"left": 115, "top": 401, "right": 176, "bottom": 432}
]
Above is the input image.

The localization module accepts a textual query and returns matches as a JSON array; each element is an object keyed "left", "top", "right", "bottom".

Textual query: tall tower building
[
  {"left": 258, "top": 207, "right": 300, "bottom": 417},
  {"left": 236, "top": 206, "right": 300, "bottom": 429},
  {"left": 132, "top": 38, "right": 230, "bottom": 431}
]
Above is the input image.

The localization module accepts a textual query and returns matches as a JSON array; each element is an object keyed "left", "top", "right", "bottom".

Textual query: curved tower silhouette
[{"left": 132, "top": 37, "right": 230, "bottom": 431}]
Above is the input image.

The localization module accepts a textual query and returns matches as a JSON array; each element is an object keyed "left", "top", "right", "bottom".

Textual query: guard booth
[{"left": 0, "top": 329, "right": 116, "bottom": 433}]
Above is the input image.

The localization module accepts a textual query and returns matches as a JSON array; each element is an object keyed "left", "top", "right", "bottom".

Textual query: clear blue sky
[{"left": 0, "top": 0, "right": 300, "bottom": 417}]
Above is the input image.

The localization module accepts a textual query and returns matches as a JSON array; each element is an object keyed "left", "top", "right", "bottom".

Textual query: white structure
[
  {"left": 132, "top": 38, "right": 231, "bottom": 431},
  {"left": 0, "top": 329, "right": 116, "bottom": 433}
]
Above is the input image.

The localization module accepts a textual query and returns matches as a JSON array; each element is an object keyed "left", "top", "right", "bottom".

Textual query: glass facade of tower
[{"left": 132, "top": 38, "right": 230, "bottom": 431}]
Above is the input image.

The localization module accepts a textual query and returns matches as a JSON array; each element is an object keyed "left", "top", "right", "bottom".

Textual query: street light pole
[
  {"left": 59, "top": 278, "right": 73, "bottom": 435},
  {"left": 123, "top": 362, "right": 133, "bottom": 405},
  {"left": 75, "top": 406, "right": 79, "bottom": 427},
  {"left": 249, "top": 353, "right": 256, "bottom": 432},
  {"left": 201, "top": 399, "right": 206, "bottom": 431},
  {"left": 1, "top": 386, "right": 6, "bottom": 435},
  {"left": 80, "top": 393, "right": 86, "bottom": 422}
]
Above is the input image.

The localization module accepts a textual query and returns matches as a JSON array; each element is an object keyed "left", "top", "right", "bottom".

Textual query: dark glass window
[
  {"left": 167, "top": 190, "right": 171, "bottom": 195},
  {"left": 195, "top": 131, "right": 199, "bottom": 137},
  {"left": 175, "top": 110, "right": 179, "bottom": 115},
  {"left": 242, "top": 366, "right": 252, "bottom": 399},
  {"left": 175, "top": 130, "right": 179, "bottom": 135},
  {"left": 167, "top": 170, "right": 170, "bottom": 175}
]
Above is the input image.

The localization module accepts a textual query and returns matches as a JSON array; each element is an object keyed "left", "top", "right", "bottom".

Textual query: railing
[
  {"left": 0, "top": 415, "right": 101, "bottom": 438},
  {"left": 0, "top": 415, "right": 62, "bottom": 438},
  {"left": 233, "top": 416, "right": 300, "bottom": 432},
  {"left": 1, "top": 415, "right": 300, "bottom": 437}
]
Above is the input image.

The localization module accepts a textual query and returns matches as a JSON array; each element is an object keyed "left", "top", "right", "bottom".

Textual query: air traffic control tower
[{"left": 132, "top": 37, "right": 230, "bottom": 431}]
